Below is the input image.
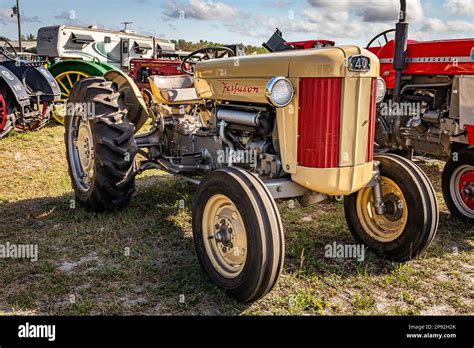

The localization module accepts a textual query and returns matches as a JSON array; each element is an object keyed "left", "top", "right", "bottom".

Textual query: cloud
[
  {"left": 225, "top": 11, "right": 388, "bottom": 42},
  {"left": 0, "top": 8, "right": 11, "bottom": 25},
  {"left": 54, "top": 11, "right": 75, "bottom": 21},
  {"left": 443, "top": 0, "right": 474, "bottom": 15},
  {"left": 307, "top": 0, "right": 424, "bottom": 23},
  {"left": 0, "top": 7, "right": 41, "bottom": 25},
  {"left": 303, "top": 8, "right": 349, "bottom": 22},
  {"left": 22, "top": 16, "right": 41, "bottom": 23},
  {"left": 267, "top": 0, "right": 293, "bottom": 8},
  {"left": 163, "top": 0, "right": 240, "bottom": 20},
  {"left": 421, "top": 17, "right": 474, "bottom": 33},
  {"left": 356, "top": 0, "right": 423, "bottom": 23},
  {"left": 307, "top": 0, "right": 350, "bottom": 11},
  {"left": 53, "top": 11, "right": 98, "bottom": 27}
]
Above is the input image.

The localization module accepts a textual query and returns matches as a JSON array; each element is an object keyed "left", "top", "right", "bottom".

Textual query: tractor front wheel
[
  {"left": 192, "top": 167, "right": 285, "bottom": 303},
  {"left": 65, "top": 77, "right": 138, "bottom": 212},
  {"left": 344, "top": 154, "right": 438, "bottom": 261},
  {"left": 442, "top": 148, "right": 474, "bottom": 223}
]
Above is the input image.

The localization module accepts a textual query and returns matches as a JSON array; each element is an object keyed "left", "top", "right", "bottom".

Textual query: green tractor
[{"left": 48, "top": 59, "right": 116, "bottom": 124}]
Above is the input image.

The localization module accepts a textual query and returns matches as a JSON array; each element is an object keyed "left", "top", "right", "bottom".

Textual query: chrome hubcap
[
  {"left": 450, "top": 165, "right": 474, "bottom": 218},
  {"left": 203, "top": 194, "right": 247, "bottom": 278},
  {"left": 68, "top": 115, "right": 95, "bottom": 192}
]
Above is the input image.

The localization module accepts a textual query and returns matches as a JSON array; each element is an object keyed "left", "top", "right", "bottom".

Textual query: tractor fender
[
  {"left": 0, "top": 65, "right": 30, "bottom": 107},
  {"left": 104, "top": 70, "right": 149, "bottom": 132},
  {"left": 48, "top": 60, "right": 111, "bottom": 78},
  {"left": 25, "top": 65, "right": 61, "bottom": 101}
]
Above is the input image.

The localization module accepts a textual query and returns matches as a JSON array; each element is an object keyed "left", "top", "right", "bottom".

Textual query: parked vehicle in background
[
  {"left": 37, "top": 25, "right": 175, "bottom": 70},
  {"left": 365, "top": 0, "right": 474, "bottom": 223},
  {"left": 130, "top": 53, "right": 186, "bottom": 90},
  {"left": 0, "top": 37, "right": 60, "bottom": 137},
  {"left": 36, "top": 25, "right": 175, "bottom": 124}
]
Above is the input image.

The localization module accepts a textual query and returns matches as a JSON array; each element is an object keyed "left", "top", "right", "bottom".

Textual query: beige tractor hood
[
  {"left": 194, "top": 46, "right": 378, "bottom": 102},
  {"left": 195, "top": 45, "right": 378, "bottom": 79}
]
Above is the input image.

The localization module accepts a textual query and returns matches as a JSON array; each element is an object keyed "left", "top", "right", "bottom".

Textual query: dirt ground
[{"left": 0, "top": 124, "right": 472, "bottom": 315}]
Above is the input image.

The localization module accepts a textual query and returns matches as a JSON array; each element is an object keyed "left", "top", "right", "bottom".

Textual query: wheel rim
[
  {"left": 202, "top": 194, "right": 247, "bottom": 278},
  {"left": 68, "top": 113, "right": 95, "bottom": 192},
  {"left": 53, "top": 71, "right": 90, "bottom": 124},
  {"left": 450, "top": 164, "right": 474, "bottom": 217},
  {"left": 356, "top": 177, "right": 408, "bottom": 242}
]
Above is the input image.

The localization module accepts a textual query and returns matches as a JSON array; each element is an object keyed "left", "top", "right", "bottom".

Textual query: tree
[
  {"left": 20, "top": 33, "right": 35, "bottom": 41},
  {"left": 170, "top": 39, "right": 267, "bottom": 55}
]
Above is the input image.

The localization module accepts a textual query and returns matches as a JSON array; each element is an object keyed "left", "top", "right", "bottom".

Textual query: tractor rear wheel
[
  {"left": 65, "top": 77, "right": 138, "bottom": 212},
  {"left": 192, "top": 167, "right": 285, "bottom": 303},
  {"left": 344, "top": 154, "right": 438, "bottom": 261},
  {"left": 49, "top": 61, "right": 112, "bottom": 124},
  {"left": 53, "top": 71, "right": 90, "bottom": 124},
  {"left": 442, "top": 148, "right": 474, "bottom": 223}
]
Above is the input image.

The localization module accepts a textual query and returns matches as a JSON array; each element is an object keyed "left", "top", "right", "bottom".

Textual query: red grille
[
  {"left": 297, "top": 78, "right": 342, "bottom": 168},
  {"left": 467, "top": 125, "right": 474, "bottom": 145},
  {"left": 367, "top": 78, "right": 377, "bottom": 161}
]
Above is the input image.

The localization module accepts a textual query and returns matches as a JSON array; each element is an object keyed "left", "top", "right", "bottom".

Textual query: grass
[{"left": 0, "top": 124, "right": 472, "bottom": 315}]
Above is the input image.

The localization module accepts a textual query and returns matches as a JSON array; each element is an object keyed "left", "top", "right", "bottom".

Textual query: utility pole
[
  {"left": 121, "top": 21, "right": 133, "bottom": 32},
  {"left": 11, "top": 0, "right": 22, "bottom": 52}
]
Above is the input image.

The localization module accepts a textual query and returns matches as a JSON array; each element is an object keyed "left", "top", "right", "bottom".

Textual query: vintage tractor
[
  {"left": 365, "top": 0, "right": 474, "bottom": 222},
  {"left": 64, "top": 44, "right": 438, "bottom": 302},
  {"left": 130, "top": 52, "right": 188, "bottom": 88},
  {"left": 263, "top": 28, "right": 335, "bottom": 52},
  {"left": 0, "top": 37, "right": 60, "bottom": 137},
  {"left": 47, "top": 59, "right": 116, "bottom": 125},
  {"left": 129, "top": 52, "right": 189, "bottom": 107},
  {"left": 129, "top": 47, "right": 244, "bottom": 100}
]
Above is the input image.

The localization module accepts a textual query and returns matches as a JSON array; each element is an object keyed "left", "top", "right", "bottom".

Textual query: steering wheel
[
  {"left": 366, "top": 29, "right": 395, "bottom": 49},
  {"left": 180, "top": 46, "right": 235, "bottom": 76},
  {"left": 0, "top": 37, "right": 18, "bottom": 60}
]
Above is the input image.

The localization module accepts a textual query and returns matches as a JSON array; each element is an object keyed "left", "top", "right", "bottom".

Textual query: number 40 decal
[{"left": 348, "top": 55, "right": 371, "bottom": 72}]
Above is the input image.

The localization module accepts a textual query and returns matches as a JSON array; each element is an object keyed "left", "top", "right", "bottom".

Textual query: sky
[{"left": 0, "top": 0, "right": 473, "bottom": 47}]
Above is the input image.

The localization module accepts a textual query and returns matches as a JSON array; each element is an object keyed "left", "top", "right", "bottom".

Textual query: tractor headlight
[
  {"left": 375, "top": 77, "right": 386, "bottom": 104},
  {"left": 266, "top": 77, "right": 294, "bottom": 108}
]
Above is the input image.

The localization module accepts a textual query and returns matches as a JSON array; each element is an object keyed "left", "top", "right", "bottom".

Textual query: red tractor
[
  {"left": 129, "top": 52, "right": 187, "bottom": 89},
  {"left": 264, "top": 1, "right": 474, "bottom": 223},
  {"left": 366, "top": 0, "right": 474, "bottom": 223},
  {"left": 263, "top": 28, "right": 334, "bottom": 52},
  {"left": 129, "top": 52, "right": 191, "bottom": 107}
]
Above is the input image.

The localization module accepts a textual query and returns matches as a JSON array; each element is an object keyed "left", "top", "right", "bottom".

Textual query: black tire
[
  {"left": 192, "top": 167, "right": 285, "bottom": 303},
  {"left": 442, "top": 148, "right": 474, "bottom": 222},
  {"left": 65, "top": 77, "right": 137, "bottom": 212},
  {"left": 344, "top": 154, "right": 438, "bottom": 261},
  {"left": 0, "top": 89, "right": 15, "bottom": 138},
  {"left": 0, "top": 114, "right": 14, "bottom": 138}
]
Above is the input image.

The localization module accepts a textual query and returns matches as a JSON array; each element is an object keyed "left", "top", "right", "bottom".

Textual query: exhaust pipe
[{"left": 393, "top": 0, "right": 408, "bottom": 103}]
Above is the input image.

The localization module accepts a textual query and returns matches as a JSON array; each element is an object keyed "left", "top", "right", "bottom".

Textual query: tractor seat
[{"left": 148, "top": 75, "right": 200, "bottom": 104}]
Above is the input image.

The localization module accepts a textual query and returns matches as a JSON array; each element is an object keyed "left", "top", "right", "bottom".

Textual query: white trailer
[{"left": 37, "top": 25, "right": 175, "bottom": 71}]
